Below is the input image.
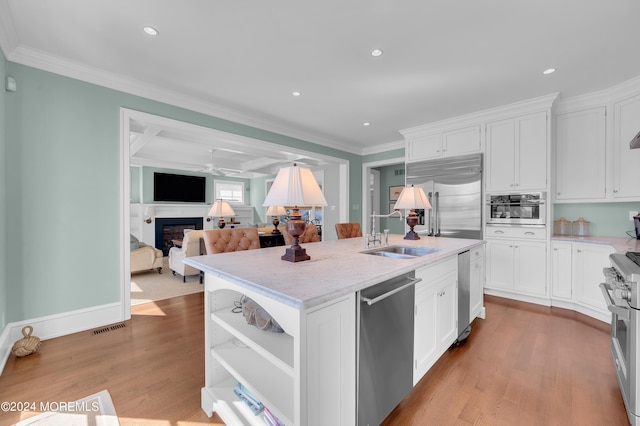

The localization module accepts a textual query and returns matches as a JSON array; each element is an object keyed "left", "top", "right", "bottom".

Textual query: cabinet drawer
[
  {"left": 485, "top": 225, "right": 546, "bottom": 240},
  {"left": 416, "top": 256, "right": 457, "bottom": 283},
  {"left": 470, "top": 246, "right": 484, "bottom": 262}
]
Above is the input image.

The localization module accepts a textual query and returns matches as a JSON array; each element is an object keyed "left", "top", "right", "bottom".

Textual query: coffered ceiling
[{"left": 2, "top": 0, "right": 640, "bottom": 169}]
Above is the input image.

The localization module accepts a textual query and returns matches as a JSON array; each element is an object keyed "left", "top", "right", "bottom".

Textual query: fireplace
[{"left": 155, "top": 217, "right": 204, "bottom": 255}]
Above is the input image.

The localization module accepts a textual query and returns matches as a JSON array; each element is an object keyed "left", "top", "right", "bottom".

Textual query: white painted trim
[
  {"left": 400, "top": 93, "right": 560, "bottom": 138},
  {"left": 0, "top": 302, "right": 123, "bottom": 374},
  {"left": 121, "top": 109, "right": 132, "bottom": 320},
  {"left": 361, "top": 139, "right": 405, "bottom": 156}
]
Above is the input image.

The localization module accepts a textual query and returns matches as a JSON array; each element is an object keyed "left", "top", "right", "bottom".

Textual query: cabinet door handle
[
  {"left": 577, "top": 249, "right": 582, "bottom": 253},
  {"left": 553, "top": 248, "right": 558, "bottom": 251},
  {"left": 524, "top": 231, "right": 535, "bottom": 236},
  {"left": 494, "top": 230, "right": 504, "bottom": 234},
  {"left": 613, "top": 189, "right": 618, "bottom": 193}
]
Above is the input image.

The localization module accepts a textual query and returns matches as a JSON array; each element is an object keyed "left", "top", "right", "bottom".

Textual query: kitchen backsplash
[{"left": 553, "top": 202, "right": 640, "bottom": 238}]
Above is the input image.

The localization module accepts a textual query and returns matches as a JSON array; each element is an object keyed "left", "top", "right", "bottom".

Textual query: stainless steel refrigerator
[{"left": 406, "top": 153, "right": 483, "bottom": 240}]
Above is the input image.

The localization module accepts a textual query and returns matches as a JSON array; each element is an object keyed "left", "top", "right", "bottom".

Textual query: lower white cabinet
[
  {"left": 551, "top": 240, "right": 613, "bottom": 321},
  {"left": 469, "top": 246, "right": 485, "bottom": 320},
  {"left": 202, "top": 274, "right": 356, "bottom": 426},
  {"left": 486, "top": 239, "right": 547, "bottom": 298},
  {"left": 551, "top": 241, "right": 573, "bottom": 301},
  {"left": 413, "top": 257, "right": 458, "bottom": 385}
]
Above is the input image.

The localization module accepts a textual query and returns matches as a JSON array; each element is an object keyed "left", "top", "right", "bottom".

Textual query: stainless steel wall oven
[
  {"left": 486, "top": 192, "right": 546, "bottom": 226},
  {"left": 601, "top": 252, "right": 640, "bottom": 425}
]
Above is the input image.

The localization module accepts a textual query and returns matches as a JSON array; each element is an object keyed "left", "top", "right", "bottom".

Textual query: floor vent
[{"left": 92, "top": 322, "right": 126, "bottom": 335}]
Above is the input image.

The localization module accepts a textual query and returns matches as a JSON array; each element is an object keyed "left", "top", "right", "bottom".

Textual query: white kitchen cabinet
[
  {"left": 555, "top": 107, "right": 607, "bottom": 201},
  {"left": 572, "top": 243, "right": 613, "bottom": 316},
  {"left": 550, "top": 240, "right": 613, "bottom": 322},
  {"left": 406, "top": 125, "right": 481, "bottom": 162},
  {"left": 485, "top": 112, "right": 548, "bottom": 192},
  {"left": 550, "top": 241, "right": 573, "bottom": 301},
  {"left": 486, "top": 239, "right": 547, "bottom": 298},
  {"left": 613, "top": 94, "right": 640, "bottom": 199},
  {"left": 201, "top": 274, "right": 356, "bottom": 426},
  {"left": 469, "top": 246, "right": 485, "bottom": 321},
  {"left": 413, "top": 257, "right": 457, "bottom": 385}
]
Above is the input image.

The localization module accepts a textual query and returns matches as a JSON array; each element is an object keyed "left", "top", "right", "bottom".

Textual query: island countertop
[{"left": 184, "top": 234, "right": 485, "bottom": 310}]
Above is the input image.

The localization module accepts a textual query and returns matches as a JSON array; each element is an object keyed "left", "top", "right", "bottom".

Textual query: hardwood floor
[
  {"left": 0, "top": 294, "right": 629, "bottom": 426},
  {"left": 0, "top": 293, "right": 223, "bottom": 426},
  {"left": 383, "top": 295, "right": 629, "bottom": 426}
]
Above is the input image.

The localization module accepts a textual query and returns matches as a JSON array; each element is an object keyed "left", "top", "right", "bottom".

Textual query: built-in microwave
[{"left": 486, "top": 192, "right": 546, "bottom": 226}]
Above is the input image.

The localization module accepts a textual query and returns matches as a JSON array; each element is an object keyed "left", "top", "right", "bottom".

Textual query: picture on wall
[
  {"left": 389, "top": 203, "right": 399, "bottom": 214},
  {"left": 389, "top": 185, "right": 403, "bottom": 201}
]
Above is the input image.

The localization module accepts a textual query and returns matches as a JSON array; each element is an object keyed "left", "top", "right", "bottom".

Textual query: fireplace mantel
[{"left": 130, "top": 203, "right": 254, "bottom": 248}]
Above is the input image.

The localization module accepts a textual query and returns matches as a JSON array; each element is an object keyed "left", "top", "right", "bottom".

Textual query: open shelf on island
[
  {"left": 211, "top": 342, "right": 294, "bottom": 424},
  {"left": 211, "top": 309, "right": 294, "bottom": 376},
  {"left": 208, "top": 376, "right": 279, "bottom": 426}
]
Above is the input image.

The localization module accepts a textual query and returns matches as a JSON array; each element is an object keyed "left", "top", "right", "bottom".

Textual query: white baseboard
[
  {"left": 484, "top": 288, "right": 552, "bottom": 307},
  {"left": 0, "top": 302, "right": 124, "bottom": 375}
]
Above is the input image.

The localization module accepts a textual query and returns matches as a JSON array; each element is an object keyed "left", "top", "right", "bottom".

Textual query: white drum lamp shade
[
  {"left": 263, "top": 164, "right": 327, "bottom": 262},
  {"left": 209, "top": 199, "right": 236, "bottom": 229},
  {"left": 393, "top": 185, "right": 431, "bottom": 240}
]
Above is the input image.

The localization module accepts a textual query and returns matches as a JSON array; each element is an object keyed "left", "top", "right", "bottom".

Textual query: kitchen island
[{"left": 185, "top": 234, "right": 485, "bottom": 426}]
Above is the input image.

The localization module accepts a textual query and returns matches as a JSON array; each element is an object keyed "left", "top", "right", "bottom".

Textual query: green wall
[
  {"left": 0, "top": 49, "right": 7, "bottom": 330},
  {"left": 375, "top": 163, "right": 406, "bottom": 235},
  {"left": 554, "top": 202, "right": 640, "bottom": 238},
  {"left": 4, "top": 61, "right": 362, "bottom": 323}
]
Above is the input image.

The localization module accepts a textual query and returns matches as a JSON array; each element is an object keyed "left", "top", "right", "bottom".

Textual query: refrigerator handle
[
  {"left": 434, "top": 191, "right": 440, "bottom": 237},
  {"left": 427, "top": 192, "right": 433, "bottom": 236}
]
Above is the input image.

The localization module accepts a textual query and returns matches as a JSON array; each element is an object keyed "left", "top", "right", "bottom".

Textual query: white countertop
[
  {"left": 184, "top": 234, "right": 485, "bottom": 310},
  {"left": 551, "top": 235, "right": 640, "bottom": 254}
]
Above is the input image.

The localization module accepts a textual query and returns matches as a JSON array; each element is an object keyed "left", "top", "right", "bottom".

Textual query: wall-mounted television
[{"left": 153, "top": 172, "right": 206, "bottom": 203}]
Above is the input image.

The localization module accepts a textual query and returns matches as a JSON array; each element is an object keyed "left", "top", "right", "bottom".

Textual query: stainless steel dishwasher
[{"left": 357, "top": 272, "right": 421, "bottom": 426}]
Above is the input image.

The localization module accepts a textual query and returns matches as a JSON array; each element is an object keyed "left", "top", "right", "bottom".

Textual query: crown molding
[
  {"left": 361, "top": 139, "right": 404, "bottom": 156},
  {"left": 6, "top": 45, "right": 375, "bottom": 156},
  {"left": 555, "top": 74, "right": 640, "bottom": 114},
  {"left": 400, "top": 93, "right": 560, "bottom": 138}
]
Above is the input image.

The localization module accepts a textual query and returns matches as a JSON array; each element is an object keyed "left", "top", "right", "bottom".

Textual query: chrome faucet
[{"left": 367, "top": 210, "right": 403, "bottom": 248}]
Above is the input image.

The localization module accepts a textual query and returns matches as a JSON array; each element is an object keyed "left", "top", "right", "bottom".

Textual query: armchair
[
  {"left": 168, "top": 229, "right": 205, "bottom": 282},
  {"left": 281, "top": 223, "right": 320, "bottom": 245},
  {"left": 131, "top": 243, "right": 163, "bottom": 274}
]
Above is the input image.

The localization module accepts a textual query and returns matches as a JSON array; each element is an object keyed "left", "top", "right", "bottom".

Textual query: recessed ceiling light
[
  {"left": 363, "top": 122, "right": 371, "bottom": 126},
  {"left": 292, "top": 91, "right": 301, "bottom": 97},
  {"left": 371, "top": 49, "right": 383, "bottom": 57},
  {"left": 143, "top": 26, "right": 159, "bottom": 36},
  {"left": 543, "top": 67, "right": 556, "bottom": 75}
]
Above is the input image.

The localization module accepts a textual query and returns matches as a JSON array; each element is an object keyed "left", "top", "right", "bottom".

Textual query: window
[{"left": 214, "top": 180, "right": 244, "bottom": 204}]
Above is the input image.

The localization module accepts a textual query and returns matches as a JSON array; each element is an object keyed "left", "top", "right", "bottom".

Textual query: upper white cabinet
[
  {"left": 555, "top": 107, "right": 607, "bottom": 201},
  {"left": 486, "top": 112, "right": 548, "bottom": 192},
  {"left": 405, "top": 125, "right": 481, "bottom": 162},
  {"left": 613, "top": 94, "right": 640, "bottom": 199},
  {"left": 554, "top": 80, "right": 640, "bottom": 203}
]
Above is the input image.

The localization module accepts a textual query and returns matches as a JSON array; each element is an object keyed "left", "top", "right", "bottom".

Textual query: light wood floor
[{"left": 0, "top": 294, "right": 629, "bottom": 425}]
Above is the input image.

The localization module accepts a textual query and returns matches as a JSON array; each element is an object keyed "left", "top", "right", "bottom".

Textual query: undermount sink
[{"left": 362, "top": 245, "right": 439, "bottom": 259}]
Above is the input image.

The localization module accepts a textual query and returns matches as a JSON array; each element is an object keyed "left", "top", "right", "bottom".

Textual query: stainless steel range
[{"left": 601, "top": 252, "right": 640, "bottom": 425}]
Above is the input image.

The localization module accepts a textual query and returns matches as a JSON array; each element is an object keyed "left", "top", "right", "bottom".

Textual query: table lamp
[
  {"left": 393, "top": 185, "right": 431, "bottom": 240},
  {"left": 266, "top": 206, "right": 286, "bottom": 234},
  {"left": 263, "top": 164, "right": 327, "bottom": 262},
  {"left": 208, "top": 199, "right": 236, "bottom": 229}
]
